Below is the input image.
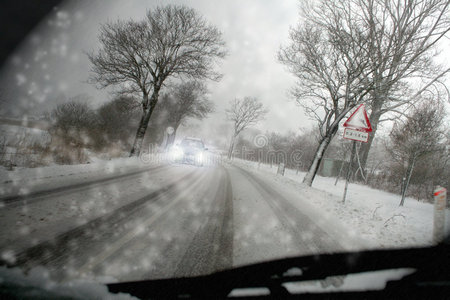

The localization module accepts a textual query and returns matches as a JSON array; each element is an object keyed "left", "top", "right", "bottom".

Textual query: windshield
[
  {"left": 0, "top": 0, "right": 449, "bottom": 296},
  {"left": 180, "top": 139, "right": 204, "bottom": 149}
]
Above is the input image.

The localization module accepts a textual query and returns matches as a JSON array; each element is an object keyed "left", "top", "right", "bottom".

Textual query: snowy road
[{"left": 0, "top": 161, "right": 352, "bottom": 282}]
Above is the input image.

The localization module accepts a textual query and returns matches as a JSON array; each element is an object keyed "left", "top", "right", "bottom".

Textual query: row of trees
[
  {"left": 279, "top": 0, "right": 450, "bottom": 186},
  {"left": 221, "top": 0, "right": 449, "bottom": 203},
  {"left": 88, "top": 5, "right": 226, "bottom": 157},
  {"left": 78, "top": 1, "right": 449, "bottom": 202},
  {"left": 228, "top": 101, "right": 449, "bottom": 203},
  {"left": 48, "top": 80, "right": 213, "bottom": 163},
  {"left": 387, "top": 102, "right": 448, "bottom": 205},
  {"left": 231, "top": 128, "right": 320, "bottom": 171}
]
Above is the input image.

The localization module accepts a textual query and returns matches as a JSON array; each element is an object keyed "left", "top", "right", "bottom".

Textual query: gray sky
[{"left": 0, "top": 0, "right": 312, "bottom": 144}]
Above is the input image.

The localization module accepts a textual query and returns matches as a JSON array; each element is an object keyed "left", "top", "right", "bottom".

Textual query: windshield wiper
[{"left": 107, "top": 243, "right": 450, "bottom": 299}]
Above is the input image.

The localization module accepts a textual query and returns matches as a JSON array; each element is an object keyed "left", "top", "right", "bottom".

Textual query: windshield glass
[
  {"left": 0, "top": 0, "right": 449, "bottom": 294},
  {"left": 181, "top": 139, "right": 204, "bottom": 149}
]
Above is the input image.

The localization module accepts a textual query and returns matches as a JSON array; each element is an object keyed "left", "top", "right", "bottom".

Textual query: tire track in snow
[
  {"left": 1, "top": 168, "right": 200, "bottom": 273},
  {"left": 0, "top": 164, "right": 170, "bottom": 207},
  {"left": 235, "top": 165, "right": 345, "bottom": 255},
  {"left": 173, "top": 166, "right": 233, "bottom": 277},
  {"left": 81, "top": 167, "right": 213, "bottom": 278}
]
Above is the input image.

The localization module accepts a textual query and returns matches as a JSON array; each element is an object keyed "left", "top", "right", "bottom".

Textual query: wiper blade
[{"left": 107, "top": 244, "right": 450, "bottom": 299}]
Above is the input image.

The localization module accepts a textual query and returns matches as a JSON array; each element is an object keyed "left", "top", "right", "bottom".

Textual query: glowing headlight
[
  {"left": 195, "top": 152, "right": 205, "bottom": 163},
  {"left": 170, "top": 146, "right": 184, "bottom": 160}
]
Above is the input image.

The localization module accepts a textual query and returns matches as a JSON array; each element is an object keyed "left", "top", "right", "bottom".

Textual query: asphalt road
[{"left": 0, "top": 162, "right": 346, "bottom": 282}]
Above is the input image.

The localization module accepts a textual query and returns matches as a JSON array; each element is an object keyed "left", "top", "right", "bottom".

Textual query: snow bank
[
  {"left": 0, "top": 155, "right": 163, "bottom": 199},
  {"left": 232, "top": 158, "right": 440, "bottom": 249}
]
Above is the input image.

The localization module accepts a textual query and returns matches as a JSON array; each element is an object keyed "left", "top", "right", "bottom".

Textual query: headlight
[
  {"left": 170, "top": 146, "right": 184, "bottom": 159},
  {"left": 195, "top": 152, "right": 204, "bottom": 163}
]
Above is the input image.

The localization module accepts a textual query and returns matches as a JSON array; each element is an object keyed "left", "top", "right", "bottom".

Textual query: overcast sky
[{"left": 0, "top": 0, "right": 315, "bottom": 146}]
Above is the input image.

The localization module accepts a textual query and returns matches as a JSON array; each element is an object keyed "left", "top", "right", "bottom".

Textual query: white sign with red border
[
  {"left": 343, "top": 104, "right": 372, "bottom": 132},
  {"left": 343, "top": 104, "right": 372, "bottom": 142}
]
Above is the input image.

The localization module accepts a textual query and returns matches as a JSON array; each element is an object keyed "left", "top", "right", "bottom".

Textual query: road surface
[{"left": 0, "top": 162, "right": 352, "bottom": 282}]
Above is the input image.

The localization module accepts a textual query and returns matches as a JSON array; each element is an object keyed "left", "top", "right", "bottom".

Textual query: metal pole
[
  {"left": 335, "top": 160, "right": 345, "bottom": 186},
  {"left": 342, "top": 141, "right": 357, "bottom": 203}
]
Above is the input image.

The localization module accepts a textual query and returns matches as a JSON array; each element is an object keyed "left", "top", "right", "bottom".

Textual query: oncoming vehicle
[{"left": 170, "top": 137, "right": 208, "bottom": 166}]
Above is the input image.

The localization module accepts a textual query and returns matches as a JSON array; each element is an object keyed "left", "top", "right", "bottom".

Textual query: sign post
[
  {"left": 342, "top": 141, "right": 356, "bottom": 203},
  {"left": 342, "top": 104, "right": 372, "bottom": 203},
  {"left": 277, "top": 163, "right": 285, "bottom": 176},
  {"left": 433, "top": 186, "right": 447, "bottom": 243}
]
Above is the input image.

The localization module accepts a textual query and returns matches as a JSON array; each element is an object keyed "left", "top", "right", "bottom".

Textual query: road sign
[
  {"left": 343, "top": 104, "right": 372, "bottom": 132},
  {"left": 341, "top": 104, "right": 373, "bottom": 203},
  {"left": 343, "top": 128, "right": 369, "bottom": 143}
]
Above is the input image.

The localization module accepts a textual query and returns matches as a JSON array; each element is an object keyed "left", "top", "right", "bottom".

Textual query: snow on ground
[
  {"left": 1, "top": 154, "right": 442, "bottom": 251},
  {"left": 0, "top": 154, "right": 171, "bottom": 259},
  {"left": 0, "top": 153, "right": 165, "bottom": 199},
  {"left": 231, "top": 158, "right": 445, "bottom": 249},
  {"left": 229, "top": 166, "right": 305, "bottom": 266}
]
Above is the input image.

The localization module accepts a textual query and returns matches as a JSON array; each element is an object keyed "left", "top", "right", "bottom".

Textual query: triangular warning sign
[{"left": 343, "top": 104, "right": 372, "bottom": 132}]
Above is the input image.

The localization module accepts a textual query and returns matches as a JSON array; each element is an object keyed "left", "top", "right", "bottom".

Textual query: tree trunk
[
  {"left": 400, "top": 156, "right": 416, "bottom": 206},
  {"left": 227, "top": 134, "right": 237, "bottom": 159},
  {"left": 130, "top": 88, "right": 160, "bottom": 157},
  {"left": 302, "top": 131, "right": 336, "bottom": 186},
  {"left": 356, "top": 99, "right": 383, "bottom": 180}
]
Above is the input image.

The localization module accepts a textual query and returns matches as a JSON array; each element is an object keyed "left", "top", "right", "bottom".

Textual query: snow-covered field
[{"left": 231, "top": 158, "right": 448, "bottom": 249}]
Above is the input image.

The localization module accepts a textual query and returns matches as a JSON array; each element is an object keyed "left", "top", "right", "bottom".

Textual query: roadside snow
[
  {"left": 229, "top": 166, "right": 305, "bottom": 266},
  {"left": 0, "top": 155, "right": 162, "bottom": 199},
  {"left": 0, "top": 155, "right": 170, "bottom": 257},
  {"left": 232, "top": 159, "right": 440, "bottom": 249}
]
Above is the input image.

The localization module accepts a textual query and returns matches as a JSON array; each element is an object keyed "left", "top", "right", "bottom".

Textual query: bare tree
[
  {"left": 49, "top": 98, "right": 100, "bottom": 163},
  {"left": 226, "top": 97, "right": 267, "bottom": 159},
  {"left": 88, "top": 5, "right": 226, "bottom": 156},
  {"left": 280, "top": 0, "right": 450, "bottom": 186},
  {"left": 50, "top": 97, "right": 97, "bottom": 137},
  {"left": 388, "top": 102, "right": 445, "bottom": 206},
  {"left": 342, "top": 0, "right": 450, "bottom": 177},
  {"left": 158, "top": 81, "right": 213, "bottom": 147},
  {"left": 279, "top": 0, "right": 375, "bottom": 186}
]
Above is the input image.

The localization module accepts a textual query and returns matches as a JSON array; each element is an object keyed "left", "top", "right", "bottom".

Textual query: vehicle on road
[{"left": 170, "top": 137, "right": 208, "bottom": 166}]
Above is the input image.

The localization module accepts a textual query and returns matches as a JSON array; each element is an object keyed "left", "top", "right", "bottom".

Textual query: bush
[
  {"left": 97, "top": 96, "right": 140, "bottom": 149},
  {"left": 49, "top": 100, "right": 100, "bottom": 163}
]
